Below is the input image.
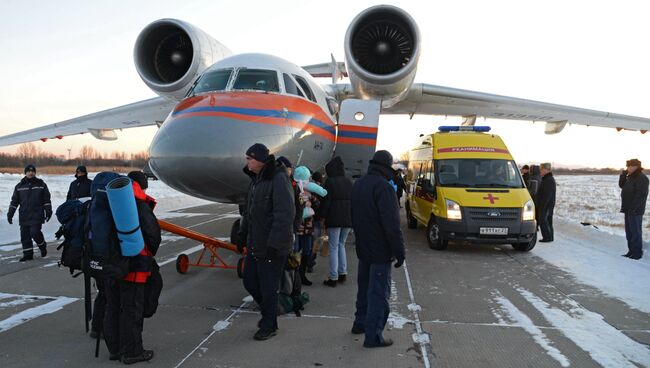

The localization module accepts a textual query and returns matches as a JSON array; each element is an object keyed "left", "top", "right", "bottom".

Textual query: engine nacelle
[
  {"left": 344, "top": 6, "right": 421, "bottom": 108},
  {"left": 134, "top": 19, "right": 232, "bottom": 100}
]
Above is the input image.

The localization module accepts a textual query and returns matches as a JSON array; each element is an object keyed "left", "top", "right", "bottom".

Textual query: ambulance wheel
[
  {"left": 230, "top": 219, "right": 241, "bottom": 245},
  {"left": 427, "top": 219, "right": 448, "bottom": 250},
  {"left": 406, "top": 203, "right": 418, "bottom": 229},
  {"left": 176, "top": 254, "right": 189, "bottom": 274},
  {"left": 237, "top": 257, "right": 245, "bottom": 279},
  {"left": 512, "top": 233, "right": 537, "bottom": 252}
]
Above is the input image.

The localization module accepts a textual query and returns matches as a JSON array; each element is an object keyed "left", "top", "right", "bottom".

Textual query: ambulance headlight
[
  {"left": 446, "top": 199, "right": 462, "bottom": 220},
  {"left": 523, "top": 200, "right": 535, "bottom": 221}
]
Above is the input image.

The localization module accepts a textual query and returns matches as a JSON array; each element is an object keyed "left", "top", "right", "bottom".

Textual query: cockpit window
[
  {"left": 293, "top": 75, "right": 317, "bottom": 103},
  {"left": 191, "top": 69, "right": 232, "bottom": 95},
  {"left": 283, "top": 73, "right": 305, "bottom": 98},
  {"left": 233, "top": 69, "right": 279, "bottom": 92}
]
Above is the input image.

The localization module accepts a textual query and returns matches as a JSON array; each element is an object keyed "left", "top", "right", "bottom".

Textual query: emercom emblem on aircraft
[{"left": 0, "top": 5, "right": 649, "bottom": 204}]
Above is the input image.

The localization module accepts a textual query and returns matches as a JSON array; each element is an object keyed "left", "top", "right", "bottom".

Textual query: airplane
[{"left": 1, "top": 4, "right": 650, "bottom": 206}]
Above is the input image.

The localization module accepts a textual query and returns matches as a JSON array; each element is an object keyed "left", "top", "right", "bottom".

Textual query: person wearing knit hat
[
  {"left": 619, "top": 158, "right": 648, "bottom": 260},
  {"left": 240, "top": 142, "right": 295, "bottom": 341},
  {"left": 246, "top": 143, "right": 270, "bottom": 163},
  {"left": 66, "top": 165, "right": 92, "bottom": 200},
  {"left": 128, "top": 170, "right": 149, "bottom": 191},
  {"left": 349, "top": 151, "right": 405, "bottom": 348},
  {"left": 8, "top": 163, "right": 52, "bottom": 261}
]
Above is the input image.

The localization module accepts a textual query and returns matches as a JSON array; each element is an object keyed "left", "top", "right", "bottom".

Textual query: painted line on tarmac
[
  {"left": 402, "top": 260, "right": 432, "bottom": 368},
  {"left": 0, "top": 295, "right": 77, "bottom": 333},
  {"left": 174, "top": 297, "right": 251, "bottom": 368}
]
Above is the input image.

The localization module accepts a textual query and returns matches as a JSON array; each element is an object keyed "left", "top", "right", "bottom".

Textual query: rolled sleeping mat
[{"left": 106, "top": 177, "right": 144, "bottom": 256}]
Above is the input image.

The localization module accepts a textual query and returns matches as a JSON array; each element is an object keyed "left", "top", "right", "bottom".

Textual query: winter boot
[
  {"left": 299, "top": 256, "right": 312, "bottom": 286},
  {"left": 19, "top": 252, "right": 34, "bottom": 262},
  {"left": 38, "top": 242, "right": 47, "bottom": 258},
  {"left": 122, "top": 350, "right": 154, "bottom": 364}
]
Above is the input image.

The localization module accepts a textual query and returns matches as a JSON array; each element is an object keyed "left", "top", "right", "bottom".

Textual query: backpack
[
  {"left": 55, "top": 199, "right": 90, "bottom": 276},
  {"left": 86, "top": 172, "right": 129, "bottom": 280},
  {"left": 277, "top": 258, "right": 310, "bottom": 316}
]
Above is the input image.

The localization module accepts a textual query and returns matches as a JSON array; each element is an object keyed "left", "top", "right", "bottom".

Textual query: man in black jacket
[
  {"left": 7, "top": 164, "right": 52, "bottom": 261},
  {"left": 619, "top": 158, "right": 649, "bottom": 260},
  {"left": 537, "top": 163, "right": 556, "bottom": 242},
  {"left": 239, "top": 143, "right": 295, "bottom": 341},
  {"left": 351, "top": 151, "right": 405, "bottom": 348},
  {"left": 66, "top": 165, "right": 92, "bottom": 200}
]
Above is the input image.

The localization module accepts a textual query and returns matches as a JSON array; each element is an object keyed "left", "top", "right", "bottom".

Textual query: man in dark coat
[
  {"left": 351, "top": 150, "right": 405, "bottom": 348},
  {"left": 537, "top": 163, "right": 556, "bottom": 242},
  {"left": 66, "top": 165, "right": 92, "bottom": 200},
  {"left": 239, "top": 143, "right": 295, "bottom": 340},
  {"left": 619, "top": 158, "right": 649, "bottom": 260},
  {"left": 321, "top": 156, "right": 353, "bottom": 286},
  {"left": 7, "top": 164, "right": 52, "bottom": 261}
]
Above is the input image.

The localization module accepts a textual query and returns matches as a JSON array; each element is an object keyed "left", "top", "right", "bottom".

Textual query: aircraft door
[{"left": 334, "top": 99, "right": 380, "bottom": 179}]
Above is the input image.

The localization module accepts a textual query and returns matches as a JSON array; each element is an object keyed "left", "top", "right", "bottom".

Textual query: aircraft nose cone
[
  {"left": 148, "top": 95, "right": 293, "bottom": 203},
  {"left": 149, "top": 116, "right": 249, "bottom": 203}
]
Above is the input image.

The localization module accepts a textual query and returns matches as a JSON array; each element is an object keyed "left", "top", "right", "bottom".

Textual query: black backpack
[{"left": 55, "top": 199, "right": 91, "bottom": 276}]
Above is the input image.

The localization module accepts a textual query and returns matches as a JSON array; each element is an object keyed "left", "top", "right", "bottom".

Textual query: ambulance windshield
[{"left": 436, "top": 159, "right": 524, "bottom": 188}]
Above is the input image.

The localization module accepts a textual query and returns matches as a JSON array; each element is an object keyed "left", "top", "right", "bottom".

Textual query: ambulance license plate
[{"left": 480, "top": 227, "right": 508, "bottom": 235}]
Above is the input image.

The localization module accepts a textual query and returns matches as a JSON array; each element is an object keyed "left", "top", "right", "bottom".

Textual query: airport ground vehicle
[{"left": 405, "top": 126, "right": 537, "bottom": 251}]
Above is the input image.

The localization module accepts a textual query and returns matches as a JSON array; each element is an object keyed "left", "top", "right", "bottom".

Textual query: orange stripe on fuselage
[{"left": 175, "top": 92, "right": 335, "bottom": 128}]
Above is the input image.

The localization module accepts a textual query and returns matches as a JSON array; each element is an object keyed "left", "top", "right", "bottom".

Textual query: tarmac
[{"left": 1, "top": 201, "right": 649, "bottom": 367}]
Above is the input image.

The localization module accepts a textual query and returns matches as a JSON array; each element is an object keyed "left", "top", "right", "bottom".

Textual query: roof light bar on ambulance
[{"left": 438, "top": 126, "right": 491, "bottom": 132}]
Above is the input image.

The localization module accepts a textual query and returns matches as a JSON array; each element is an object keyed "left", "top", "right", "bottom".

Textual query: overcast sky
[{"left": 0, "top": 0, "right": 648, "bottom": 168}]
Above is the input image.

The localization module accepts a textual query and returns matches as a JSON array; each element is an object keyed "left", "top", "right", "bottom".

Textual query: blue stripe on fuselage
[
  {"left": 337, "top": 130, "right": 377, "bottom": 139},
  {"left": 173, "top": 106, "right": 336, "bottom": 136}
]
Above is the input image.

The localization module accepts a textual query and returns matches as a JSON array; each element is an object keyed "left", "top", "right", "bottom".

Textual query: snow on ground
[
  {"left": 534, "top": 218, "right": 650, "bottom": 314},
  {"left": 554, "top": 175, "right": 650, "bottom": 242},
  {"left": 0, "top": 172, "right": 210, "bottom": 246}
]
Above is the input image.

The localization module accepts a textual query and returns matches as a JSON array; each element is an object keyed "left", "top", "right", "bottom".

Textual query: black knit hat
[
  {"left": 76, "top": 165, "right": 87, "bottom": 174},
  {"left": 370, "top": 150, "right": 394, "bottom": 168},
  {"left": 24, "top": 164, "right": 36, "bottom": 173},
  {"left": 128, "top": 171, "right": 148, "bottom": 190},
  {"left": 277, "top": 156, "right": 292, "bottom": 168},
  {"left": 246, "top": 143, "right": 269, "bottom": 163}
]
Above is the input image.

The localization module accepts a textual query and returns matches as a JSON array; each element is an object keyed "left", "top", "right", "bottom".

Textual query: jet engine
[
  {"left": 134, "top": 19, "right": 232, "bottom": 100},
  {"left": 344, "top": 5, "right": 421, "bottom": 107}
]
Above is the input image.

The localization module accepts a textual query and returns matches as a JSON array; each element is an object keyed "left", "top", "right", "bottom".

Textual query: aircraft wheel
[
  {"left": 176, "top": 254, "right": 189, "bottom": 274},
  {"left": 427, "top": 219, "right": 448, "bottom": 250},
  {"left": 406, "top": 202, "right": 418, "bottom": 229},
  {"left": 230, "top": 219, "right": 241, "bottom": 245},
  {"left": 512, "top": 233, "right": 537, "bottom": 252},
  {"left": 237, "top": 257, "right": 245, "bottom": 279}
]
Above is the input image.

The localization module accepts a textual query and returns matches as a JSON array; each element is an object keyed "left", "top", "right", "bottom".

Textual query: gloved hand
[
  {"left": 394, "top": 257, "right": 404, "bottom": 268},
  {"left": 7, "top": 215, "right": 12, "bottom": 225},
  {"left": 266, "top": 247, "right": 278, "bottom": 260},
  {"left": 45, "top": 208, "right": 52, "bottom": 222}
]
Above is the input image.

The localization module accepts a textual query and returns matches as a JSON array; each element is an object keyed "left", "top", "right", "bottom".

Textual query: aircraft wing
[
  {"left": 0, "top": 97, "right": 177, "bottom": 147},
  {"left": 382, "top": 83, "right": 650, "bottom": 134}
]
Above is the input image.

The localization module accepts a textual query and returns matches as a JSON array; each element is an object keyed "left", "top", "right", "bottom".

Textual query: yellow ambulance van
[{"left": 405, "top": 126, "right": 537, "bottom": 251}]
